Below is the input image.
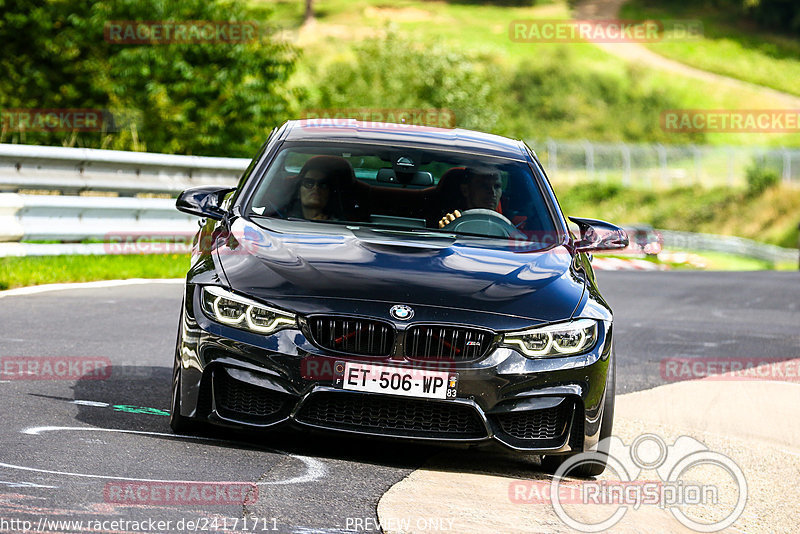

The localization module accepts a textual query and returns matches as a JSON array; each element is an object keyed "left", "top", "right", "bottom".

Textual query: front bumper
[{"left": 175, "top": 285, "right": 613, "bottom": 454}]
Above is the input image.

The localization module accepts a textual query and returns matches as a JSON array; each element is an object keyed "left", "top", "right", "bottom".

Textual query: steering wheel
[{"left": 441, "top": 208, "right": 523, "bottom": 238}]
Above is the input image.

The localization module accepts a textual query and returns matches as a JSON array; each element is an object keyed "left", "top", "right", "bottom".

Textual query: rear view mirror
[
  {"left": 376, "top": 168, "right": 434, "bottom": 186},
  {"left": 176, "top": 186, "right": 235, "bottom": 220},
  {"left": 569, "top": 217, "right": 629, "bottom": 253}
]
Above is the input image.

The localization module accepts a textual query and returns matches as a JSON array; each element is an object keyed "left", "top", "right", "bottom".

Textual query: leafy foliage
[
  {"left": 0, "top": 0, "right": 297, "bottom": 156},
  {"left": 745, "top": 161, "right": 780, "bottom": 194},
  {"left": 305, "top": 33, "right": 502, "bottom": 132},
  {"left": 742, "top": 0, "right": 800, "bottom": 35},
  {"left": 498, "top": 47, "right": 704, "bottom": 144},
  {"left": 669, "top": 0, "right": 800, "bottom": 35}
]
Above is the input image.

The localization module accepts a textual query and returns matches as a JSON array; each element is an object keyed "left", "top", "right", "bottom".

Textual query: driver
[{"left": 438, "top": 168, "right": 503, "bottom": 228}]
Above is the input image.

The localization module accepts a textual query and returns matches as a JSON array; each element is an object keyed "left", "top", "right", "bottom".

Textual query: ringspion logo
[{"left": 510, "top": 434, "right": 747, "bottom": 532}]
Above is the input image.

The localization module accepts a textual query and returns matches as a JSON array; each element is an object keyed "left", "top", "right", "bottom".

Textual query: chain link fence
[{"left": 533, "top": 139, "right": 800, "bottom": 188}]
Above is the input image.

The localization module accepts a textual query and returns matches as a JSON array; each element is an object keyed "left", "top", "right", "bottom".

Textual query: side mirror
[
  {"left": 176, "top": 186, "right": 235, "bottom": 220},
  {"left": 569, "top": 217, "right": 629, "bottom": 253}
]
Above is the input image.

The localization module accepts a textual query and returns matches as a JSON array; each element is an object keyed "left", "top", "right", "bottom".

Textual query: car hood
[{"left": 215, "top": 218, "right": 585, "bottom": 325}]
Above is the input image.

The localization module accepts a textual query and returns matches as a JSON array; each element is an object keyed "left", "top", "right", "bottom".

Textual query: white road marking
[
  {"left": 10, "top": 426, "right": 326, "bottom": 485},
  {"left": 0, "top": 278, "right": 183, "bottom": 299},
  {"left": 23, "top": 425, "right": 228, "bottom": 439},
  {"left": 260, "top": 455, "right": 327, "bottom": 486},
  {"left": 71, "top": 400, "right": 111, "bottom": 407},
  {"left": 0, "top": 479, "right": 57, "bottom": 489}
]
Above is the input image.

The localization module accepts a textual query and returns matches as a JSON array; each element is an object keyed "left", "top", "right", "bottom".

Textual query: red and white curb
[{"left": 592, "top": 257, "right": 667, "bottom": 271}]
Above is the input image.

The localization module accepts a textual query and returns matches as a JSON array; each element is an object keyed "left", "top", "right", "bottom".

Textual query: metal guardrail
[
  {"left": 2, "top": 140, "right": 799, "bottom": 193},
  {"left": 0, "top": 143, "right": 238, "bottom": 256},
  {"left": 660, "top": 230, "right": 797, "bottom": 265},
  {"left": 0, "top": 143, "right": 244, "bottom": 195},
  {"left": 0, "top": 193, "right": 197, "bottom": 242},
  {"left": 0, "top": 143, "right": 796, "bottom": 267}
]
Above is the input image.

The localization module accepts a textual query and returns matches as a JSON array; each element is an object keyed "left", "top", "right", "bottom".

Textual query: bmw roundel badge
[{"left": 390, "top": 304, "right": 414, "bottom": 320}]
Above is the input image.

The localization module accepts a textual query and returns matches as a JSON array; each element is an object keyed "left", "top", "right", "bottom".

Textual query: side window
[
  {"left": 235, "top": 126, "right": 286, "bottom": 198},
  {"left": 236, "top": 139, "right": 269, "bottom": 190}
]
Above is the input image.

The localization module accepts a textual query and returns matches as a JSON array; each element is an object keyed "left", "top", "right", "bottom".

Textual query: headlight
[
  {"left": 503, "top": 319, "right": 598, "bottom": 358},
  {"left": 200, "top": 286, "right": 296, "bottom": 334}
]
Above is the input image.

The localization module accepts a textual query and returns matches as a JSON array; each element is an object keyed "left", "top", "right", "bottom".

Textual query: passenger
[{"left": 438, "top": 168, "right": 502, "bottom": 228}]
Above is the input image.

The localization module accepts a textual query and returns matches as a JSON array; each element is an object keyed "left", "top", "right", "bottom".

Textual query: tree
[
  {"left": 304, "top": 0, "right": 314, "bottom": 23},
  {"left": 744, "top": 0, "right": 800, "bottom": 35},
  {"left": 308, "top": 33, "right": 501, "bottom": 132},
  {"left": 0, "top": 0, "right": 297, "bottom": 156}
]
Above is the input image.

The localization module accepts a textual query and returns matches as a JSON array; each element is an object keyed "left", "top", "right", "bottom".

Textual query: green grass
[
  {"left": 682, "top": 250, "right": 796, "bottom": 271},
  {"left": 0, "top": 254, "right": 189, "bottom": 290},
  {"left": 621, "top": 0, "right": 800, "bottom": 98},
  {"left": 0, "top": 247, "right": 788, "bottom": 292},
  {"left": 1, "top": 228, "right": 794, "bottom": 291},
  {"left": 251, "top": 0, "right": 800, "bottom": 147},
  {"left": 555, "top": 182, "right": 800, "bottom": 249}
]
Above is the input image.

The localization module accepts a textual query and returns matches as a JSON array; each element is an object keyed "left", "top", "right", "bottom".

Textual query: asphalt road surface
[{"left": 0, "top": 271, "right": 797, "bottom": 533}]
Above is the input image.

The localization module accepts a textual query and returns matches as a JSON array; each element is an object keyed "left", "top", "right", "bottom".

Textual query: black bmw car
[{"left": 172, "top": 119, "right": 627, "bottom": 476}]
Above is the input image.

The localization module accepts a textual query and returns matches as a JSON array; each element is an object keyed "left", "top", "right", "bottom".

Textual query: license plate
[{"left": 333, "top": 361, "right": 458, "bottom": 400}]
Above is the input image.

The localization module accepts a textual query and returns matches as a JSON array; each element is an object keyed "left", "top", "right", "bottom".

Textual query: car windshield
[{"left": 247, "top": 142, "right": 559, "bottom": 247}]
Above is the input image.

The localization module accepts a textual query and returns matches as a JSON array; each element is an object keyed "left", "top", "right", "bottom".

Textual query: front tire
[
  {"left": 170, "top": 306, "right": 200, "bottom": 434},
  {"left": 541, "top": 354, "right": 616, "bottom": 477},
  {"left": 169, "top": 357, "right": 196, "bottom": 433}
]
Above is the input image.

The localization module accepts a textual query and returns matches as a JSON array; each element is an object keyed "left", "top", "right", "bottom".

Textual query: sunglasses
[{"left": 301, "top": 178, "right": 330, "bottom": 190}]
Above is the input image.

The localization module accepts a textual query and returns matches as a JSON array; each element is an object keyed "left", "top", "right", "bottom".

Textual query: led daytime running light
[
  {"left": 504, "top": 319, "right": 598, "bottom": 358},
  {"left": 201, "top": 286, "right": 296, "bottom": 334}
]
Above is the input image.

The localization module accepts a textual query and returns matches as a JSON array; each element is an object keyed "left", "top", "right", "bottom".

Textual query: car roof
[{"left": 282, "top": 120, "right": 529, "bottom": 161}]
